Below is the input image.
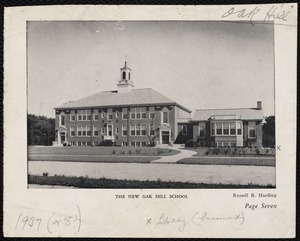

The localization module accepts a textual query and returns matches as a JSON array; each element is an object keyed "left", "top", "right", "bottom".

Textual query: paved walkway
[{"left": 151, "top": 145, "right": 197, "bottom": 163}]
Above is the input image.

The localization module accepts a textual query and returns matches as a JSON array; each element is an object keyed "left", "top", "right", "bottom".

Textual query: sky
[{"left": 27, "top": 21, "right": 274, "bottom": 118}]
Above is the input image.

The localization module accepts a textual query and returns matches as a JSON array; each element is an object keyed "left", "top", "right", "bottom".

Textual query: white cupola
[{"left": 117, "top": 61, "right": 134, "bottom": 93}]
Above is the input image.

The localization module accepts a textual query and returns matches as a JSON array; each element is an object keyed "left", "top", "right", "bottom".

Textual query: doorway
[{"left": 162, "top": 131, "right": 170, "bottom": 144}]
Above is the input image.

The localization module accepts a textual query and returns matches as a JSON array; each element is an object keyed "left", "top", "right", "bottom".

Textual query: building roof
[
  {"left": 192, "top": 108, "right": 263, "bottom": 121},
  {"left": 55, "top": 88, "right": 191, "bottom": 113}
]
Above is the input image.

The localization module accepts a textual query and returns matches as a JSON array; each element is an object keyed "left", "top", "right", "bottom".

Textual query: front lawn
[
  {"left": 29, "top": 155, "right": 159, "bottom": 163},
  {"left": 28, "top": 174, "right": 275, "bottom": 188},
  {"left": 28, "top": 146, "right": 179, "bottom": 156},
  {"left": 186, "top": 147, "right": 276, "bottom": 157},
  {"left": 178, "top": 157, "right": 275, "bottom": 166}
]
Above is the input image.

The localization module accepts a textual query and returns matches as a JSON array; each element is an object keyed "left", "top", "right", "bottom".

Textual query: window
[
  {"left": 70, "top": 110, "right": 75, "bottom": 121},
  {"left": 141, "top": 125, "right": 146, "bottom": 136},
  {"left": 77, "top": 110, "right": 91, "bottom": 121},
  {"left": 71, "top": 141, "right": 76, "bottom": 146},
  {"left": 93, "top": 126, "right": 98, "bottom": 136},
  {"left": 129, "top": 72, "right": 130, "bottom": 80},
  {"left": 60, "top": 115, "right": 65, "bottom": 126},
  {"left": 87, "top": 126, "right": 91, "bottom": 136},
  {"left": 122, "top": 71, "right": 126, "bottom": 79},
  {"left": 82, "top": 126, "right": 86, "bottom": 136},
  {"left": 237, "top": 122, "right": 242, "bottom": 135},
  {"left": 149, "top": 125, "right": 155, "bottom": 136},
  {"left": 93, "top": 109, "right": 99, "bottom": 121},
  {"left": 248, "top": 126, "right": 256, "bottom": 138},
  {"left": 199, "top": 122, "right": 205, "bottom": 137},
  {"left": 70, "top": 126, "right": 75, "bottom": 137},
  {"left": 136, "top": 142, "right": 141, "bottom": 147},
  {"left": 122, "top": 112, "right": 128, "bottom": 120},
  {"left": 122, "top": 125, "right": 127, "bottom": 136},
  {"left": 136, "top": 108, "right": 141, "bottom": 119},
  {"left": 216, "top": 122, "right": 222, "bottom": 135},
  {"left": 116, "top": 111, "right": 119, "bottom": 117},
  {"left": 131, "top": 111, "right": 136, "bottom": 119},
  {"left": 142, "top": 142, "right": 146, "bottom": 147},
  {"left": 141, "top": 109, "right": 146, "bottom": 119},
  {"left": 163, "top": 112, "right": 169, "bottom": 124},
  {"left": 78, "top": 142, "right": 82, "bottom": 146},
  {"left": 136, "top": 124, "right": 141, "bottom": 135},
  {"left": 131, "top": 125, "right": 136, "bottom": 136},
  {"left": 116, "top": 128, "right": 119, "bottom": 134},
  {"left": 131, "top": 142, "right": 135, "bottom": 147},
  {"left": 150, "top": 112, "right": 155, "bottom": 119},
  {"left": 101, "top": 112, "right": 105, "bottom": 118},
  {"left": 108, "top": 113, "right": 113, "bottom": 120},
  {"left": 77, "top": 126, "right": 82, "bottom": 136},
  {"left": 122, "top": 142, "right": 128, "bottom": 146},
  {"left": 223, "top": 122, "right": 229, "bottom": 135},
  {"left": 182, "top": 125, "right": 187, "bottom": 135},
  {"left": 101, "top": 127, "right": 105, "bottom": 134},
  {"left": 230, "top": 122, "right": 236, "bottom": 135}
]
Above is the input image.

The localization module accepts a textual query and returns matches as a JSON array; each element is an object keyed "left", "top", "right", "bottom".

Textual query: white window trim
[
  {"left": 162, "top": 111, "right": 169, "bottom": 124},
  {"left": 149, "top": 112, "right": 155, "bottom": 119},
  {"left": 122, "top": 112, "right": 128, "bottom": 120},
  {"left": 70, "top": 126, "right": 75, "bottom": 137},
  {"left": 211, "top": 121, "right": 243, "bottom": 136},
  {"left": 248, "top": 126, "right": 256, "bottom": 138},
  {"left": 122, "top": 125, "right": 128, "bottom": 136},
  {"left": 116, "top": 111, "right": 119, "bottom": 117}
]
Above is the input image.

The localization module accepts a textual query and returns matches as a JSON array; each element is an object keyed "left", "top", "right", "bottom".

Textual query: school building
[{"left": 54, "top": 62, "right": 263, "bottom": 147}]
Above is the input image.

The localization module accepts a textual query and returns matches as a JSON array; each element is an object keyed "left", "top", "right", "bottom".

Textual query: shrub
[
  {"left": 242, "top": 148, "right": 246, "bottom": 156},
  {"left": 111, "top": 150, "right": 116, "bottom": 155},
  {"left": 232, "top": 147, "right": 238, "bottom": 156},
  {"left": 42, "top": 172, "right": 48, "bottom": 177},
  {"left": 157, "top": 149, "right": 164, "bottom": 155},
  {"left": 265, "top": 148, "right": 270, "bottom": 155},
  {"left": 255, "top": 148, "right": 260, "bottom": 155},
  {"left": 136, "top": 149, "right": 142, "bottom": 154},
  {"left": 120, "top": 150, "right": 125, "bottom": 155},
  {"left": 128, "top": 150, "right": 132, "bottom": 155},
  {"left": 212, "top": 148, "right": 221, "bottom": 155}
]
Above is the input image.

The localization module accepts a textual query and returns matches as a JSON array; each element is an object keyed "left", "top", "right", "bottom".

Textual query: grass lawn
[
  {"left": 29, "top": 155, "right": 159, "bottom": 163},
  {"left": 178, "top": 157, "right": 275, "bottom": 166},
  {"left": 185, "top": 147, "right": 276, "bottom": 157},
  {"left": 28, "top": 146, "right": 179, "bottom": 156},
  {"left": 28, "top": 174, "right": 275, "bottom": 188}
]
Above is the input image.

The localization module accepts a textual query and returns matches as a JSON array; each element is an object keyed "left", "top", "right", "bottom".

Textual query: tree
[
  {"left": 27, "top": 114, "right": 55, "bottom": 146},
  {"left": 262, "top": 116, "right": 275, "bottom": 147}
]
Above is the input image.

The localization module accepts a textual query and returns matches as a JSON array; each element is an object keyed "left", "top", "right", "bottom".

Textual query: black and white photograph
[
  {"left": 4, "top": 4, "right": 296, "bottom": 238},
  {"left": 27, "top": 20, "right": 276, "bottom": 189}
]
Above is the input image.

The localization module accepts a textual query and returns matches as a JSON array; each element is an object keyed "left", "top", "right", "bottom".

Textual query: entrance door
[
  {"left": 162, "top": 131, "right": 170, "bottom": 144},
  {"left": 60, "top": 132, "right": 66, "bottom": 143}
]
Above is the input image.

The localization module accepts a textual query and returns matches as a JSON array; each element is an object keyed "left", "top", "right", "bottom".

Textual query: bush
[
  {"left": 111, "top": 150, "right": 116, "bottom": 155},
  {"left": 43, "top": 172, "right": 48, "bottom": 177},
  {"left": 255, "top": 148, "right": 260, "bottom": 155},
  {"left": 128, "top": 150, "right": 132, "bottom": 155},
  {"left": 136, "top": 149, "right": 142, "bottom": 154},
  {"left": 120, "top": 150, "right": 125, "bottom": 155}
]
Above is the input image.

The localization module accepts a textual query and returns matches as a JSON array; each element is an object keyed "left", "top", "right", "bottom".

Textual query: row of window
[
  {"left": 67, "top": 108, "right": 157, "bottom": 122},
  {"left": 210, "top": 121, "right": 243, "bottom": 136},
  {"left": 69, "top": 125, "right": 156, "bottom": 137},
  {"left": 69, "top": 141, "right": 148, "bottom": 147}
]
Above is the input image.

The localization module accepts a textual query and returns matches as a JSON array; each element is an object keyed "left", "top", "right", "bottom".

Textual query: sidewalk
[{"left": 151, "top": 145, "right": 197, "bottom": 163}]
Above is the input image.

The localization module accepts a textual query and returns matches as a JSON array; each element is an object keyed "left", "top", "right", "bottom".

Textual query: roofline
[
  {"left": 54, "top": 102, "right": 192, "bottom": 113},
  {"left": 195, "top": 108, "right": 262, "bottom": 111},
  {"left": 191, "top": 118, "right": 263, "bottom": 122}
]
